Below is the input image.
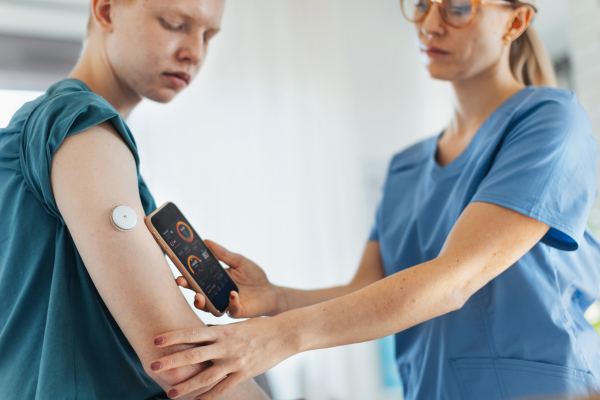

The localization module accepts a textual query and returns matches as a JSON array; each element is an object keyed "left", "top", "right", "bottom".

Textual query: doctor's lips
[
  {"left": 163, "top": 71, "right": 191, "bottom": 88},
  {"left": 421, "top": 46, "right": 451, "bottom": 58}
]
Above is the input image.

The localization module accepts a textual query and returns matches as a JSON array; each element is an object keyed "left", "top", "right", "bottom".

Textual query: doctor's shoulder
[
  {"left": 495, "top": 85, "right": 597, "bottom": 172},
  {"left": 386, "top": 136, "right": 438, "bottom": 175},
  {"left": 509, "top": 86, "right": 593, "bottom": 143}
]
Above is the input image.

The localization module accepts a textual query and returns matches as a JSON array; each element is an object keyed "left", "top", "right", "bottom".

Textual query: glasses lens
[
  {"left": 401, "top": 0, "right": 429, "bottom": 22},
  {"left": 441, "top": 0, "right": 473, "bottom": 27}
]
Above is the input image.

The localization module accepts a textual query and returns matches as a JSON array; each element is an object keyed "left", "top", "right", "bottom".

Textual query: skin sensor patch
[{"left": 110, "top": 205, "right": 138, "bottom": 232}]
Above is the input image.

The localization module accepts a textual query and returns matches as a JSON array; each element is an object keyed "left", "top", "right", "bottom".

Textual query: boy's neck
[{"left": 68, "top": 37, "right": 142, "bottom": 120}]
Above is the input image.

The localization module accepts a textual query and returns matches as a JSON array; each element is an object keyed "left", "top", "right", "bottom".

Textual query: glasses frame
[{"left": 400, "top": 0, "right": 537, "bottom": 29}]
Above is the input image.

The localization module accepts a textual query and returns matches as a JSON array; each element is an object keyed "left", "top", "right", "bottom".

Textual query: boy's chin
[{"left": 145, "top": 88, "right": 180, "bottom": 104}]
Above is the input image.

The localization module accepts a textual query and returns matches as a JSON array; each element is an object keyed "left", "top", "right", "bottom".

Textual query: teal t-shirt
[{"left": 0, "top": 79, "right": 166, "bottom": 399}]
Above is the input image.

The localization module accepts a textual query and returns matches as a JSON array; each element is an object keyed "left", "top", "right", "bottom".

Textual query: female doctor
[{"left": 149, "top": 0, "right": 600, "bottom": 399}]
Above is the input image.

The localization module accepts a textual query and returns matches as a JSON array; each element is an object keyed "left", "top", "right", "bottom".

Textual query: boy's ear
[{"left": 90, "top": 0, "right": 116, "bottom": 33}]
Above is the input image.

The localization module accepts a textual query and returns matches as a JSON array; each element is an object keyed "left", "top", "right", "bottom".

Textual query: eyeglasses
[{"left": 400, "top": 0, "right": 536, "bottom": 29}]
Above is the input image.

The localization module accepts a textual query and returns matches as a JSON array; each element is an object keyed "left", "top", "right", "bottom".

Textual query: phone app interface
[{"left": 152, "top": 205, "right": 234, "bottom": 306}]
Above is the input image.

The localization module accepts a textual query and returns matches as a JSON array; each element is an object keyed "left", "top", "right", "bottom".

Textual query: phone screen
[{"left": 151, "top": 203, "right": 238, "bottom": 313}]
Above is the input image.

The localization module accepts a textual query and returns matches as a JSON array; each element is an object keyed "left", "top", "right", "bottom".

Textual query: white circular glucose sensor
[{"left": 110, "top": 206, "right": 138, "bottom": 232}]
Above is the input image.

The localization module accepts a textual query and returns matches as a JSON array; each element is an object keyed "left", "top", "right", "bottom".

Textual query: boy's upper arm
[
  {"left": 49, "top": 123, "right": 271, "bottom": 399},
  {"left": 50, "top": 122, "right": 206, "bottom": 388}
]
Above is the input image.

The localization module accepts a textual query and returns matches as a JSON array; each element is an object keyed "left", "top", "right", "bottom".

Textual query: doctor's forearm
[
  {"left": 282, "top": 256, "right": 467, "bottom": 353},
  {"left": 276, "top": 284, "right": 360, "bottom": 313},
  {"left": 274, "top": 241, "right": 384, "bottom": 314},
  {"left": 281, "top": 203, "right": 550, "bottom": 352}
]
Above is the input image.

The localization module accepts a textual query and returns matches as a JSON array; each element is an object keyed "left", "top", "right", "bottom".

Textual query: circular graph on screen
[
  {"left": 176, "top": 221, "right": 194, "bottom": 242},
  {"left": 187, "top": 255, "right": 207, "bottom": 279}
]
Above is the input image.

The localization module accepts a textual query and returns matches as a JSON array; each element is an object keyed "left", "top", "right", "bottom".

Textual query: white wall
[
  {"left": 0, "top": 0, "right": 87, "bottom": 41},
  {"left": 567, "top": 0, "right": 600, "bottom": 231},
  {"left": 568, "top": 0, "right": 600, "bottom": 328}
]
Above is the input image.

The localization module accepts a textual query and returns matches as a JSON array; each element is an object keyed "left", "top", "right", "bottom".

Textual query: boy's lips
[{"left": 163, "top": 72, "right": 190, "bottom": 88}]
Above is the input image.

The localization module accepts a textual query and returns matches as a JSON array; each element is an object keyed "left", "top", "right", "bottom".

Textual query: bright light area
[
  {"left": 0, "top": 90, "right": 44, "bottom": 129},
  {"left": 586, "top": 300, "right": 600, "bottom": 324}
]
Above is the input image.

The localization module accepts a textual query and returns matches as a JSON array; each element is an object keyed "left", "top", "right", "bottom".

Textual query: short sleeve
[
  {"left": 471, "top": 92, "right": 598, "bottom": 251},
  {"left": 20, "top": 90, "right": 140, "bottom": 224},
  {"left": 368, "top": 201, "right": 381, "bottom": 242}
]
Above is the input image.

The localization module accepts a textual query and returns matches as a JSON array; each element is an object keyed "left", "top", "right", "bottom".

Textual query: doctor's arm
[
  {"left": 276, "top": 240, "right": 386, "bottom": 311},
  {"left": 152, "top": 201, "right": 550, "bottom": 399},
  {"left": 50, "top": 123, "right": 269, "bottom": 400},
  {"left": 178, "top": 238, "right": 385, "bottom": 318}
]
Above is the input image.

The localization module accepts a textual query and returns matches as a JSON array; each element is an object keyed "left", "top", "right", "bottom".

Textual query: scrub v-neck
[{"left": 430, "top": 86, "right": 533, "bottom": 177}]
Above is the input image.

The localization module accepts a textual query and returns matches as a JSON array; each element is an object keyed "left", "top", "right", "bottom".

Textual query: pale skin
[
  {"left": 151, "top": 2, "right": 553, "bottom": 399},
  {"left": 50, "top": 0, "right": 268, "bottom": 399}
]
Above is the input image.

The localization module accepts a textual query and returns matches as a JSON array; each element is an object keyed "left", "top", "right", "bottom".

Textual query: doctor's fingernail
[
  {"left": 150, "top": 361, "right": 162, "bottom": 371},
  {"left": 154, "top": 337, "right": 164, "bottom": 345},
  {"left": 167, "top": 388, "right": 178, "bottom": 398}
]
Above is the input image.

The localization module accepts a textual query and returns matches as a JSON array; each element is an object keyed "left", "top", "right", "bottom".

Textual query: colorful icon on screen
[
  {"left": 176, "top": 221, "right": 194, "bottom": 242},
  {"left": 188, "top": 255, "right": 207, "bottom": 279}
]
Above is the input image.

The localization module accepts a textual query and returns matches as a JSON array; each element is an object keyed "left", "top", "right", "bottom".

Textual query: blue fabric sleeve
[
  {"left": 471, "top": 92, "right": 598, "bottom": 251},
  {"left": 19, "top": 91, "right": 139, "bottom": 224},
  {"left": 368, "top": 198, "right": 382, "bottom": 242},
  {"left": 369, "top": 217, "right": 379, "bottom": 242}
]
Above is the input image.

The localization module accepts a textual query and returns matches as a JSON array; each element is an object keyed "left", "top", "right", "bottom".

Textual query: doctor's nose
[{"left": 420, "top": 3, "right": 446, "bottom": 37}]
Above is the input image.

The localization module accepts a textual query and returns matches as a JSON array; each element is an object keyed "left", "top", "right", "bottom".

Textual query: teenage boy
[{"left": 0, "top": 0, "right": 270, "bottom": 399}]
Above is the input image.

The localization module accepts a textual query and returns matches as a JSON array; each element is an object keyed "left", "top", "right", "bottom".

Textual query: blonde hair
[{"left": 507, "top": 1, "right": 558, "bottom": 87}]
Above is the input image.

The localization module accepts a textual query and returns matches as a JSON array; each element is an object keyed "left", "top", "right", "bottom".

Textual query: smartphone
[{"left": 145, "top": 202, "right": 238, "bottom": 317}]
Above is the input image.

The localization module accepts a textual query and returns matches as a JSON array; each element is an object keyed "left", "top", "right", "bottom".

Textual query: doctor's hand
[
  {"left": 151, "top": 316, "right": 295, "bottom": 399},
  {"left": 175, "top": 240, "right": 287, "bottom": 318}
]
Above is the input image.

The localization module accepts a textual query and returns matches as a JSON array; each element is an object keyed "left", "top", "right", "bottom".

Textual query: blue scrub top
[
  {"left": 370, "top": 86, "right": 600, "bottom": 400},
  {"left": 0, "top": 79, "right": 165, "bottom": 399}
]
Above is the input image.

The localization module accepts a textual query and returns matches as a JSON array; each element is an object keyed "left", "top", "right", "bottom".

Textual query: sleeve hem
[
  {"left": 470, "top": 193, "right": 581, "bottom": 251},
  {"left": 368, "top": 230, "right": 379, "bottom": 242},
  {"left": 19, "top": 92, "right": 134, "bottom": 224}
]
